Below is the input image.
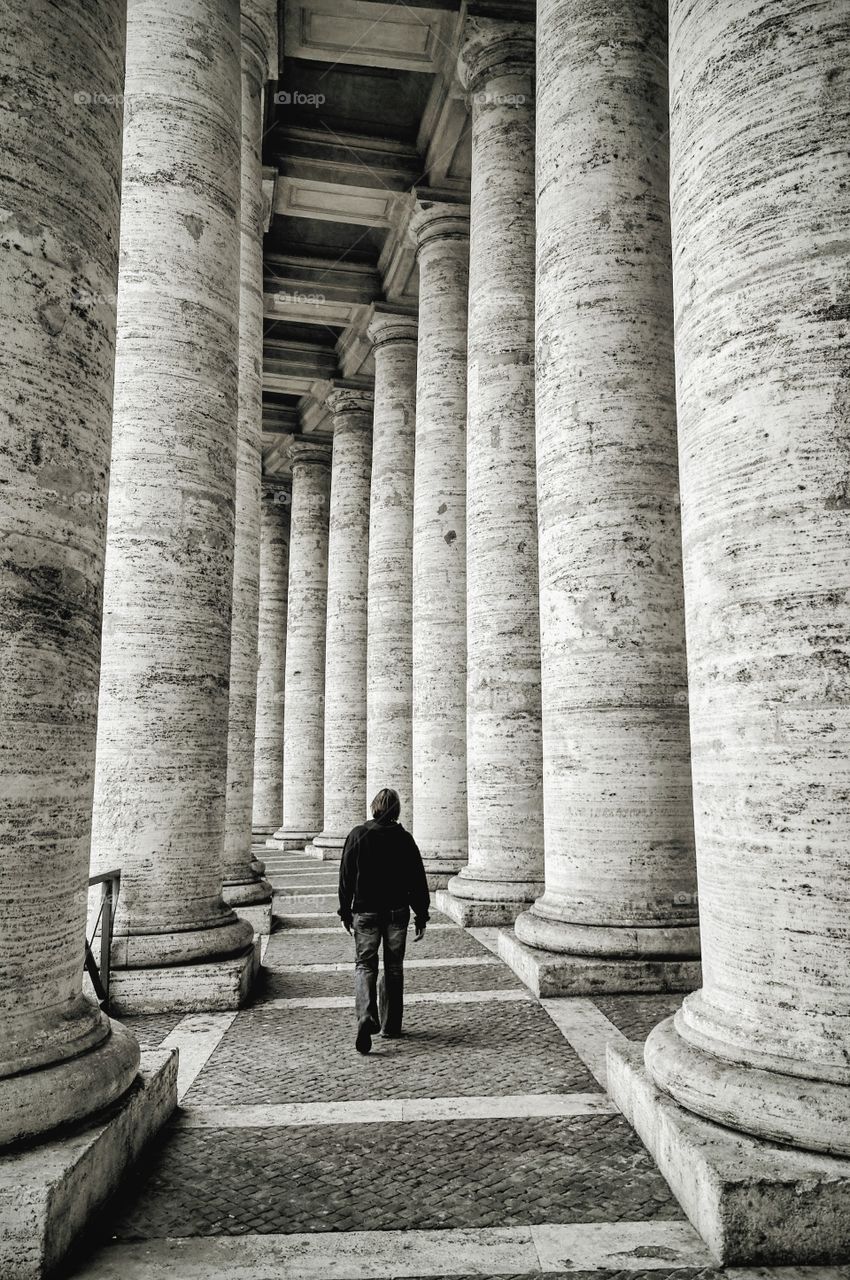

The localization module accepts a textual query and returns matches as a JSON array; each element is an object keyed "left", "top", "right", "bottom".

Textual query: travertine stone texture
[
  {"left": 313, "top": 389, "right": 373, "bottom": 853},
  {"left": 252, "top": 480, "right": 291, "bottom": 834},
  {"left": 276, "top": 439, "right": 332, "bottom": 845},
  {"left": 645, "top": 0, "right": 850, "bottom": 1158},
  {"left": 610, "top": 1042, "right": 850, "bottom": 1265},
  {"left": 365, "top": 312, "right": 417, "bottom": 824},
  {"left": 0, "top": 1048, "right": 177, "bottom": 1280},
  {"left": 409, "top": 203, "right": 470, "bottom": 882},
  {"left": 515, "top": 0, "right": 699, "bottom": 964},
  {"left": 0, "top": 0, "right": 140, "bottom": 1146},
  {"left": 447, "top": 18, "right": 544, "bottom": 920},
  {"left": 91, "top": 0, "right": 253, "bottom": 969},
  {"left": 222, "top": 11, "right": 274, "bottom": 913}
]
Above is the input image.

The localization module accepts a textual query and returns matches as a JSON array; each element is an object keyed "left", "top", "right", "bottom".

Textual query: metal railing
[{"left": 85, "top": 869, "right": 121, "bottom": 1014}]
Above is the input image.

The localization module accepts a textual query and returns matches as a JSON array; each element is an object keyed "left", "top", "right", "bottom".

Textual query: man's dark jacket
[{"left": 338, "top": 817, "right": 430, "bottom": 929}]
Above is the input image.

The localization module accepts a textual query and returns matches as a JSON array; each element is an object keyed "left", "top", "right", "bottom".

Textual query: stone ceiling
[{"left": 260, "top": 0, "right": 531, "bottom": 476}]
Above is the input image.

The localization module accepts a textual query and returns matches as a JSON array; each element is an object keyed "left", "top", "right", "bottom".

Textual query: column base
[
  {"left": 0, "top": 1047, "right": 177, "bottom": 1280},
  {"left": 0, "top": 1015, "right": 140, "bottom": 1150},
  {"left": 302, "top": 842, "right": 342, "bottom": 863},
  {"left": 497, "top": 929, "right": 702, "bottom": 998},
  {"left": 252, "top": 825, "right": 277, "bottom": 837},
  {"left": 266, "top": 828, "right": 317, "bottom": 852},
  {"left": 108, "top": 940, "right": 260, "bottom": 1015},
  {"left": 232, "top": 900, "right": 273, "bottom": 935},
  {"left": 438, "top": 870, "right": 544, "bottom": 926},
  {"left": 607, "top": 1040, "right": 850, "bottom": 1265},
  {"left": 436, "top": 888, "right": 532, "bottom": 927}
]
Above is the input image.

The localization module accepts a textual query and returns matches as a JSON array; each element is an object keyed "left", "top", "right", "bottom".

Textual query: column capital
[
  {"left": 457, "top": 15, "right": 535, "bottom": 94},
  {"left": 289, "top": 436, "right": 332, "bottom": 468},
  {"left": 241, "top": 0, "right": 276, "bottom": 83},
  {"left": 366, "top": 308, "right": 418, "bottom": 352},
  {"left": 326, "top": 386, "right": 374, "bottom": 425},
  {"left": 408, "top": 200, "right": 470, "bottom": 258}
]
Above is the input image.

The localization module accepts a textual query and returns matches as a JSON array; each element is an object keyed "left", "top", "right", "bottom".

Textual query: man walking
[{"left": 338, "top": 787, "right": 430, "bottom": 1055}]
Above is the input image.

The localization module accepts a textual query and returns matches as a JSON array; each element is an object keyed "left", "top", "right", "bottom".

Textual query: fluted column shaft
[
  {"left": 91, "top": 0, "right": 253, "bottom": 968},
  {"left": 222, "top": 11, "right": 273, "bottom": 911},
  {"left": 0, "top": 0, "right": 139, "bottom": 1147},
  {"left": 365, "top": 314, "right": 417, "bottom": 823},
  {"left": 313, "top": 390, "right": 374, "bottom": 854},
  {"left": 252, "top": 480, "right": 291, "bottom": 834},
  {"left": 446, "top": 19, "right": 544, "bottom": 921},
  {"left": 409, "top": 205, "right": 470, "bottom": 884},
  {"left": 646, "top": 0, "right": 850, "bottom": 1157},
  {"left": 275, "top": 440, "right": 332, "bottom": 848},
  {"left": 515, "top": 0, "right": 699, "bottom": 962}
]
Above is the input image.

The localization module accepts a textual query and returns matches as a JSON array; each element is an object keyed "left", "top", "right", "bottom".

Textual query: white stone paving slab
[
  {"left": 541, "top": 997, "right": 630, "bottom": 1089},
  {"left": 160, "top": 1013, "right": 237, "bottom": 1102},
  {"left": 176, "top": 1092, "right": 616, "bottom": 1129},
  {"left": 532, "top": 1220, "right": 715, "bottom": 1270},
  {"left": 69, "top": 1221, "right": 720, "bottom": 1278},
  {"left": 272, "top": 955, "right": 503, "bottom": 973},
  {"left": 68, "top": 1227, "right": 540, "bottom": 1277},
  {"left": 278, "top": 922, "right": 461, "bottom": 934},
  {"left": 264, "top": 988, "right": 532, "bottom": 1010}
]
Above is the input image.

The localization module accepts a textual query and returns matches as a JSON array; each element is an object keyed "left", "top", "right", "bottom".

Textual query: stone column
[
  {"left": 252, "top": 479, "right": 291, "bottom": 836},
  {"left": 442, "top": 19, "right": 544, "bottom": 926},
  {"left": 409, "top": 203, "right": 470, "bottom": 887},
  {"left": 365, "top": 312, "right": 417, "bottom": 824},
  {"left": 221, "top": 8, "right": 275, "bottom": 930},
  {"left": 271, "top": 438, "right": 332, "bottom": 849},
  {"left": 312, "top": 389, "right": 374, "bottom": 857},
  {"left": 637, "top": 0, "right": 850, "bottom": 1165},
  {"left": 0, "top": 0, "right": 140, "bottom": 1147},
  {"left": 505, "top": 0, "right": 700, "bottom": 995},
  {"left": 91, "top": 0, "right": 256, "bottom": 1009}
]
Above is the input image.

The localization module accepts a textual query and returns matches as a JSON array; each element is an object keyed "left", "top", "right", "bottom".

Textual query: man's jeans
[{"left": 352, "top": 907, "right": 410, "bottom": 1034}]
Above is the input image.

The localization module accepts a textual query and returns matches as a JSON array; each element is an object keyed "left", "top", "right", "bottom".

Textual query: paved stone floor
[{"left": 65, "top": 850, "right": 850, "bottom": 1279}]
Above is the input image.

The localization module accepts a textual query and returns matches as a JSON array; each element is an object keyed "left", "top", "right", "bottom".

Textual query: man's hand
[
  {"left": 414, "top": 922, "right": 426, "bottom": 942},
  {"left": 341, "top": 916, "right": 353, "bottom": 935}
]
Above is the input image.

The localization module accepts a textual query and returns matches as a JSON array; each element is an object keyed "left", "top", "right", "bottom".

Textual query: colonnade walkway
[{"left": 65, "top": 854, "right": 839, "bottom": 1280}]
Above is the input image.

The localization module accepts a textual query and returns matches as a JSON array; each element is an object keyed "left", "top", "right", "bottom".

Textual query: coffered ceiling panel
[{"left": 284, "top": 0, "right": 455, "bottom": 72}]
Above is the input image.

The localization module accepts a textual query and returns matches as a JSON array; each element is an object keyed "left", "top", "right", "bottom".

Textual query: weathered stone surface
[
  {"left": 0, "top": 0, "right": 140, "bottom": 1146},
  {"left": 641, "top": 0, "right": 850, "bottom": 1165},
  {"left": 499, "top": 932, "right": 701, "bottom": 1001},
  {"left": 222, "top": 11, "right": 275, "bottom": 917},
  {"left": 275, "top": 439, "right": 331, "bottom": 843},
  {"left": 609, "top": 1042, "right": 850, "bottom": 1265},
  {"left": 252, "top": 480, "right": 290, "bottom": 835},
  {"left": 515, "top": 0, "right": 699, "bottom": 967},
  {"left": 408, "top": 202, "right": 470, "bottom": 882},
  {"left": 365, "top": 311, "right": 418, "bottom": 824},
  {"left": 91, "top": 0, "right": 253, "bottom": 970},
  {"left": 447, "top": 20, "right": 544, "bottom": 923},
  {"left": 0, "top": 1049, "right": 177, "bottom": 1280},
  {"left": 313, "top": 389, "right": 373, "bottom": 852},
  {"left": 109, "top": 941, "right": 260, "bottom": 1016}
]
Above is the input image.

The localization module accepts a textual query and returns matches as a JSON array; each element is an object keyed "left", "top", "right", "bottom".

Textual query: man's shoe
[
  {"left": 381, "top": 1028, "right": 403, "bottom": 1039},
  {"left": 367, "top": 1017, "right": 381, "bottom": 1034},
  {"left": 355, "top": 1022, "right": 373, "bottom": 1055}
]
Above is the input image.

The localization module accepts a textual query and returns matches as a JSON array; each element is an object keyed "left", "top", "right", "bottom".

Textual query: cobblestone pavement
[{"left": 72, "top": 849, "right": 746, "bottom": 1279}]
